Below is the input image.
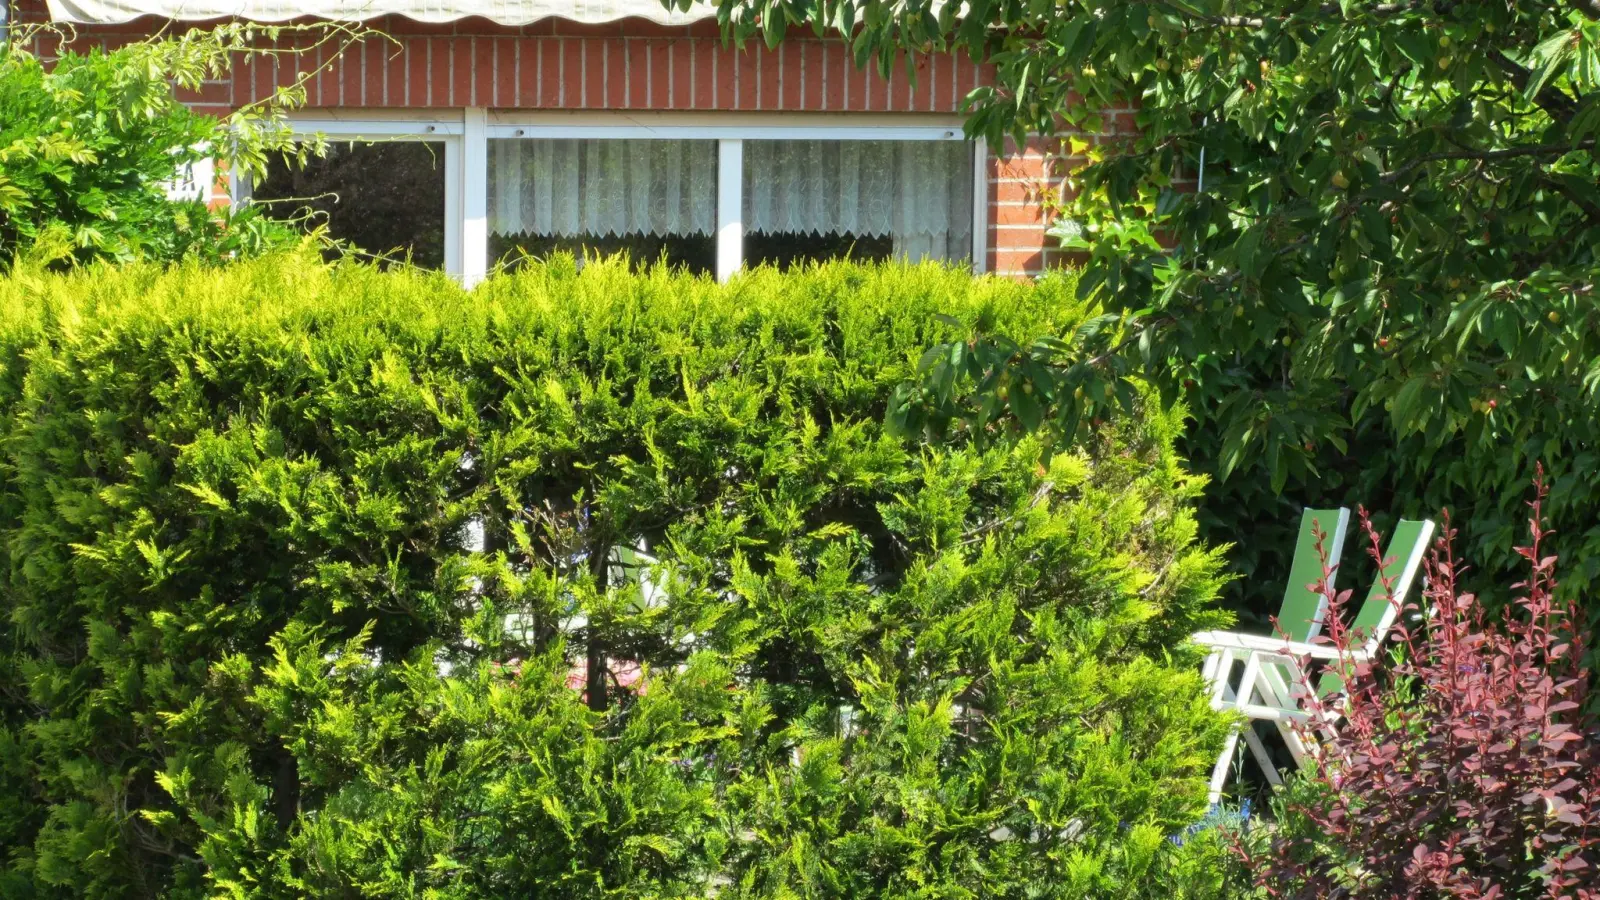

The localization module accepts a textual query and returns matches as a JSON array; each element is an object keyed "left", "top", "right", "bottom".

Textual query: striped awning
[{"left": 43, "top": 0, "right": 717, "bottom": 25}]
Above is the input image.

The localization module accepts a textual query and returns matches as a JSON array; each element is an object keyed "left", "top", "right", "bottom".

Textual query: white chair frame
[{"left": 1195, "top": 518, "right": 1434, "bottom": 804}]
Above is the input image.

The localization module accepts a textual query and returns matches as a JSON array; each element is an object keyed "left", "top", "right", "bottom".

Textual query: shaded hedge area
[{"left": 0, "top": 256, "right": 1233, "bottom": 898}]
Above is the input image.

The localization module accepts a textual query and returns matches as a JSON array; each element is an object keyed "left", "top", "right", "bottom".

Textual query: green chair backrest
[
  {"left": 1278, "top": 508, "right": 1350, "bottom": 643},
  {"left": 1317, "top": 518, "right": 1436, "bottom": 697},
  {"left": 609, "top": 543, "right": 664, "bottom": 610}
]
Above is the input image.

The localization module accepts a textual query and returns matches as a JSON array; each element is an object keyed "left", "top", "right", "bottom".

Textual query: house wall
[{"left": 8, "top": 0, "right": 1094, "bottom": 276}]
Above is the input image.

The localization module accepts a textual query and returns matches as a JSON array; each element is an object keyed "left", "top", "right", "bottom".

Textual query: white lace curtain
[
  {"left": 488, "top": 137, "right": 973, "bottom": 261},
  {"left": 488, "top": 139, "right": 717, "bottom": 239},
  {"left": 743, "top": 140, "right": 974, "bottom": 263}
]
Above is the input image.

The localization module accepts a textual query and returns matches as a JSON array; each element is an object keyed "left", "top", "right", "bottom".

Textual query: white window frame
[
  {"left": 257, "top": 111, "right": 985, "bottom": 285},
  {"left": 236, "top": 115, "right": 467, "bottom": 274}
]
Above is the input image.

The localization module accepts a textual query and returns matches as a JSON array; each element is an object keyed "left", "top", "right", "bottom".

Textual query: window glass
[
  {"left": 252, "top": 140, "right": 447, "bottom": 269},
  {"left": 742, "top": 140, "right": 973, "bottom": 269},
  {"left": 488, "top": 138, "right": 717, "bottom": 275}
]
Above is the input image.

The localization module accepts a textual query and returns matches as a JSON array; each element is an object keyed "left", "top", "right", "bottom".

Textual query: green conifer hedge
[{"left": 0, "top": 255, "right": 1234, "bottom": 898}]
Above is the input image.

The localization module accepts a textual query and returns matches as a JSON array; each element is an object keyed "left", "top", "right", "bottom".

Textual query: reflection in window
[
  {"left": 488, "top": 139, "right": 717, "bottom": 275},
  {"left": 252, "top": 141, "right": 447, "bottom": 269},
  {"left": 742, "top": 140, "right": 973, "bottom": 269}
]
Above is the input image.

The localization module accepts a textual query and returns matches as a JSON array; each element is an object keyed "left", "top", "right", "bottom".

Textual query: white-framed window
[
  {"left": 243, "top": 112, "right": 987, "bottom": 285},
  {"left": 238, "top": 114, "right": 465, "bottom": 273}
]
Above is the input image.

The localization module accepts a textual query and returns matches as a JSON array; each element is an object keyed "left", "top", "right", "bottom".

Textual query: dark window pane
[
  {"left": 743, "top": 231, "right": 894, "bottom": 270},
  {"left": 253, "top": 141, "right": 447, "bottom": 269},
  {"left": 490, "top": 232, "right": 715, "bottom": 276}
]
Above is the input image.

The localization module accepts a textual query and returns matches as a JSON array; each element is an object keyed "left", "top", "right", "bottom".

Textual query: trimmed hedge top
[{"left": 0, "top": 256, "right": 1231, "bottom": 899}]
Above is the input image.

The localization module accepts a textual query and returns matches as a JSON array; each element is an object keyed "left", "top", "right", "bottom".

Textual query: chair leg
[
  {"left": 1207, "top": 728, "right": 1242, "bottom": 806},
  {"left": 1203, "top": 650, "right": 1291, "bottom": 801},
  {"left": 1208, "top": 668, "right": 1270, "bottom": 803},
  {"left": 1222, "top": 675, "right": 1284, "bottom": 789},
  {"left": 1248, "top": 667, "right": 1310, "bottom": 770},
  {"left": 1241, "top": 725, "right": 1283, "bottom": 787},
  {"left": 1279, "top": 721, "right": 1313, "bottom": 768}
]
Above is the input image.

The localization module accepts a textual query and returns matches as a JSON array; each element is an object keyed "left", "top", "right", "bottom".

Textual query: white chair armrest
[{"left": 1192, "top": 629, "right": 1368, "bottom": 663}]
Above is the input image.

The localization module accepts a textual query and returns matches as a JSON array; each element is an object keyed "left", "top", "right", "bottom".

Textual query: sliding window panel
[
  {"left": 487, "top": 138, "right": 718, "bottom": 276},
  {"left": 252, "top": 140, "right": 449, "bottom": 270},
  {"left": 742, "top": 140, "right": 974, "bottom": 270}
]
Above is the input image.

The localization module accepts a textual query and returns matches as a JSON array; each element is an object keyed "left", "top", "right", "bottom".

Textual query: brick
[
  {"left": 337, "top": 47, "right": 352, "bottom": 106},
  {"left": 481, "top": 28, "right": 502, "bottom": 108},
  {"left": 176, "top": 81, "right": 234, "bottom": 105},
  {"left": 780, "top": 42, "right": 803, "bottom": 111},
  {"left": 992, "top": 204, "right": 1049, "bottom": 226},
  {"left": 669, "top": 39, "right": 690, "bottom": 108},
  {"left": 911, "top": 53, "right": 933, "bottom": 112},
  {"left": 953, "top": 56, "right": 973, "bottom": 111},
  {"left": 512, "top": 39, "right": 533, "bottom": 107},
  {"left": 605, "top": 38, "right": 628, "bottom": 109},
  {"left": 890, "top": 52, "right": 913, "bottom": 111},
  {"left": 800, "top": 42, "right": 823, "bottom": 110},
  {"left": 518, "top": 39, "right": 538, "bottom": 107},
  {"left": 863, "top": 59, "right": 888, "bottom": 112},
  {"left": 363, "top": 40, "right": 386, "bottom": 106},
  {"left": 458, "top": 38, "right": 479, "bottom": 106},
  {"left": 992, "top": 155, "right": 1072, "bottom": 181},
  {"left": 226, "top": 51, "right": 247, "bottom": 107},
  {"left": 291, "top": 34, "right": 321, "bottom": 94},
  {"left": 561, "top": 39, "right": 583, "bottom": 107},
  {"left": 990, "top": 227, "right": 1052, "bottom": 252},
  {"left": 758, "top": 45, "right": 778, "bottom": 110},
  {"left": 734, "top": 46, "right": 758, "bottom": 110},
  {"left": 990, "top": 249, "right": 1047, "bottom": 274},
  {"left": 543, "top": 39, "right": 567, "bottom": 107},
  {"left": 583, "top": 39, "right": 606, "bottom": 108},
  {"left": 991, "top": 180, "right": 1062, "bottom": 204},
  {"left": 404, "top": 39, "right": 427, "bottom": 106},
  {"left": 493, "top": 38, "right": 515, "bottom": 106},
  {"left": 821, "top": 43, "right": 843, "bottom": 111},
  {"left": 251, "top": 46, "right": 274, "bottom": 105},
  {"left": 314, "top": 39, "right": 332, "bottom": 107},
  {"left": 598, "top": 38, "right": 620, "bottom": 108},
  {"left": 647, "top": 41, "right": 671, "bottom": 109},
  {"left": 428, "top": 37, "right": 450, "bottom": 106},
  {"left": 845, "top": 54, "right": 867, "bottom": 111},
  {"left": 694, "top": 41, "right": 717, "bottom": 109}
]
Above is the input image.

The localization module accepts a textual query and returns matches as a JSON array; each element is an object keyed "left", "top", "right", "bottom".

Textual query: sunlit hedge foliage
[{"left": 0, "top": 255, "right": 1232, "bottom": 898}]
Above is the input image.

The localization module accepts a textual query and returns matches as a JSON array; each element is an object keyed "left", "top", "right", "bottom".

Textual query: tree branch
[
  {"left": 1381, "top": 139, "right": 1596, "bottom": 183},
  {"left": 1161, "top": 1, "right": 1416, "bottom": 29},
  {"left": 1535, "top": 169, "right": 1600, "bottom": 235},
  {"left": 1484, "top": 47, "right": 1579, "bottom": 122}
]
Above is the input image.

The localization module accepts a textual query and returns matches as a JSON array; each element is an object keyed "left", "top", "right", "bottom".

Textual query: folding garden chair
[{"left": 1193, "top": 509, "right": 1434, "bottom": 804}]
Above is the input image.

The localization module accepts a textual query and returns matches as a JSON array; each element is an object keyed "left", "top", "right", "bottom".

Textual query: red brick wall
[
  {"left": 219, "top": 22, "right": 986, "bottom": 114},
  {"left": 12, "top": 0, "right": 1073, "bottom": 276}
]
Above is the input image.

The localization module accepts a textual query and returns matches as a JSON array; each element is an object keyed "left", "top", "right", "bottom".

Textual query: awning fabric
[{"left": 43, "top": 0, "right": 717, "bottom": 26}]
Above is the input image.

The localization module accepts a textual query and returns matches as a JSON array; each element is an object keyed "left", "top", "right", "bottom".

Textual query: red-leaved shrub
[{"left": 1239, "top": 472, "right": 1600, "bottom": 898}]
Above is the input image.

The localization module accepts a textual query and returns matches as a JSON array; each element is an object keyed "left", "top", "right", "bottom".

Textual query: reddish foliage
[{"left": 1240, "top": 470, "right": 1600, "bottom": 898}]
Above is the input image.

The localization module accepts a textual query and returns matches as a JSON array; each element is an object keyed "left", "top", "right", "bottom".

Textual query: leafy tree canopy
[
  {"left": 703, "top": 0, "right": 1600, "bottom": 623},
  {"left": 0, "top": 23, "right": 360, "bottom": 267}
]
